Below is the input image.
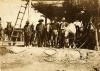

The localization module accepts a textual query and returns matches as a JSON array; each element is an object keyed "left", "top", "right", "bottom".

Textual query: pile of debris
[
  {"left": 0, "top": 46, "right": 14, "bottom": 55},
  {"left": 40, "top": 48, "right": 100, "bottom": 64}
]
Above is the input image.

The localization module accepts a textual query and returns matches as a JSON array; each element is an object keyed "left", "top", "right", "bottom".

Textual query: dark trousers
[
  {"left": 8, "top": 35, "right": 12, "bottom": 46},
  {"left": 59, "top": 32, "right": 65, "bottom": 48},
  {"left": 59, "top": 30, "right": 65, "bottom": 48},
  {"left": 30, "top": 33, "right": 35, "bottom": 46},
  {"left": 51, "top": 30, "right": 58, "bottom": 47},
  {"left": 37, "top": 31, "right": 44, "bottom": 47},
  {"left": 44, "top": 32, "right": 51, "bottom": 47},
  {"left": 24, "top": 34, "right": 31, "bottom": 46}
]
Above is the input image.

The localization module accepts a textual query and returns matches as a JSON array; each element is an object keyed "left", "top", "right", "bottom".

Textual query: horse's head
[{"left": 73, "top": 21, "right": 84, "bottom": 32}]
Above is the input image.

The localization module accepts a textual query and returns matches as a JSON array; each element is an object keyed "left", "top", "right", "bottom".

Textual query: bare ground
[{"left": 0, "top": 46, "right": 100, "bottom": 71}]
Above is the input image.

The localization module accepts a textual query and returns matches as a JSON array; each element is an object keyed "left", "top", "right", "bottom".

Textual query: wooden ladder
[
  {"left": 11, "top": 1, "right": 29, "bottom": 44},
  {"left": 14, "top": 1, "right": 28, "bottom": 28}
]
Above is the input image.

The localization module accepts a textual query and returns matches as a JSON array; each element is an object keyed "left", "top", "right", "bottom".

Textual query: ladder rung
[
  {"left": 17, "top": 18, "right": 23, "bottom": 20},
  {"left": 19, "top": 12, "right": 24, "bottom": 14},
  {"left": 21, "top": 5, "right": 27, "bottom": 8},
  {"left": 11, "top": 36, "right": 19, "bottom": 37},
  {"left": 13, "top": 30, "right": 22, "bottom": 32},
  {"left": 14, "top": 1, "right": 28, "bottom": 28}
]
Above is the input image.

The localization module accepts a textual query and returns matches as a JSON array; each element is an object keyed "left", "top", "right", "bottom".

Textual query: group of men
[
  {"left": 0, "top": 8, "right": 96, "bottom": 49},
  {"left": 0, "top": 17, "right": 69, "bottom": 48},
  {"left": 23, "top": 11, "right": 95, "bottom": 48},
  {"left": 0, "top": 18, "right": 90, "bottom": 48},
  {"left": 23, "top": 18, "right": 76, "bottom": 48}
]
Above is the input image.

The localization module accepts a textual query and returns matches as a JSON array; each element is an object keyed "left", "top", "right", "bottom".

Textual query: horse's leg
[
  {"left": 64, "top": 31, "right": 70, "bottom": 48},
  {"left": 61, "top": 35, "right": 64, "bottom": 48},
  {"left": 64, "top": 38, "right": 69, "bottom": 48},
  {"left": 69, "top": 38, "right": 72, "bottom": 48},
  {"left": 73, "top": 34, "right": 76, "bottom": 48},
  {"left": 54, "top": 35, "right": 57, "bottom": 48},
  {"left": 51, "top": 35, "right": 53, "bottom": 47}
]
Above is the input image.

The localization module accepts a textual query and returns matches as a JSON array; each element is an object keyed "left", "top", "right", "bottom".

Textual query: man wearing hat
[
  {"left": 23, "top": 21, "right": 31, "bottom": 47},
  {"left": 58, "top": 18, "right": 67, "bottom": 48},
  {"left": 30, "top": 23, "right": 35, "bottom": 46},
  {"left": 36, "top": 19, "right": 45, "bottom": 47},
  {"left": 50, "top": 18, "right": 59, "bottom": 48}
]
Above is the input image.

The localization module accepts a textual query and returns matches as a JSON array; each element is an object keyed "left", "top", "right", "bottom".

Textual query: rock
[
  {"left": 79, "top": 50, "right": 88, "bottom": 60},
  {"left": 55, "top": 49, "right": 80, "bottom": 62},
  {"left": 0, "top": 46, "right": 14, "bottom": 55}
]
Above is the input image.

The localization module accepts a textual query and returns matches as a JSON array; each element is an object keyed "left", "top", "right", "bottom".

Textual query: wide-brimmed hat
[{"left": 38, "top": 19, "right": 44, "bottom": 22}]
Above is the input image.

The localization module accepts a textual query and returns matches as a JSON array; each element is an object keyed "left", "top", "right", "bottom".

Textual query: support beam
[
  {"left": 95, "top": 28, "right": 99, "bottom": 50},
  {"left": 91, "top": 22, "right": 99, "bottom": 51},
  {"left": 27, "top": 0, "right": 32, "bottom": 22}
]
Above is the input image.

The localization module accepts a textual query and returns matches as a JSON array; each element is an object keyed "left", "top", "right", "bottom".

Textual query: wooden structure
[{"left": 11, "top": 0, "right": 32, "bottom": 43}]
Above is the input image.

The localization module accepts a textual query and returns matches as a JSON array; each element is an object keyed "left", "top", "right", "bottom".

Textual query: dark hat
[
  {"left": 38, "top": 19, "right": 44, "bottom": 22},
  {"left": 26, "top": 21, "right": 29, "bottom": 24}
]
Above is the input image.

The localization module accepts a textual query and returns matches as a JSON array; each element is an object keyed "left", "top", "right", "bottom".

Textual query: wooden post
[
  {"left": 28, "top": 0, "right": 31, "bottom": 22},
  {"left": 95, "top": 0, "right": 99, "bottom": 51},
  {"left": 91, "top": 22, "right": 99, "bottom": 51},
  {"left": 95, "top": 28, "right": 99, "bottom": 50}
]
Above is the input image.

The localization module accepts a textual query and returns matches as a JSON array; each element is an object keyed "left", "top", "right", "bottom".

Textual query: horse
[{"left": 64, "top": 21, "right": 83, "bottom": 48}]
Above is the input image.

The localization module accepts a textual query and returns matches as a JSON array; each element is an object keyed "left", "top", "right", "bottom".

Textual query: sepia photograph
[{"left": 0, "top": 0, "right": 100, "bottom": 71}]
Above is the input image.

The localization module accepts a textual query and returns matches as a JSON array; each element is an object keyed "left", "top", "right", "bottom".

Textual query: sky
[
  {"left": 0, "top": 0, "right": 63, "bottom": 28},
  {"left": 0, "top": 0, "right": 48, "bottom": 28}
]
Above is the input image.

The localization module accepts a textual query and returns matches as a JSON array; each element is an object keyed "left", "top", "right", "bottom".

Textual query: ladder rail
[
  {"left": 11, "top": 1, "right": 28, "bottom": 43},
  {"left": 14, "top": 2, "right": 28, "bottom": 28},
  {"left": 14, "top": 6, "right": 22, "bottom": 27},
  {"left": 19, "top": 3, "right": 28, "bottom": 28}
]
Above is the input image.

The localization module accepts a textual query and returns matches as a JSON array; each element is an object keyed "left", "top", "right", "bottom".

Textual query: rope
[{"left": 78, "top": 39, "right": 87, "bottom": 48}]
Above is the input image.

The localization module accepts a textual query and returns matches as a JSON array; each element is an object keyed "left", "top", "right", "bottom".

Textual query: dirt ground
[{"left": 0, "top": 46, "right": 100, "bottom": 71}]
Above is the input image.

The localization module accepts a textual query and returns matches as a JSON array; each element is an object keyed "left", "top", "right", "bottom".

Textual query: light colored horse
[{"left": 64, "top": 21, "right": 83, "bottom": 48}]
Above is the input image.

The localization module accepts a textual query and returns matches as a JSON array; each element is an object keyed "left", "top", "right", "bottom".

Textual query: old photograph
[{"left": 0, "top": 0, "right": 100, "bottom": 71}]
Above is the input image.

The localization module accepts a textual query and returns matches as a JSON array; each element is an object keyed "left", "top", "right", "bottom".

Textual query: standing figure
[
  {"left": 59, "top": 18, "right": 67, "bottom": 48},
  {"left": 44, "top": 23, "right": 52, "bottom": 47},
  {"left": 23, "top": 21, "right": 31, "bottom": 47},
  {"left": 51, "top": 20, "right": 59, "bottom": 48},
  {"left": 36, "top": 19, "right": 45, "bottom": 47},
  {"left": 5, "top": 22, "right": 13, "bottom": 45},
  {"left": 79, "top": 10, "right": 91, "bottom": 34},
  {"left": 30, "top": 23, "right": 35, "bottom": 46}
]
